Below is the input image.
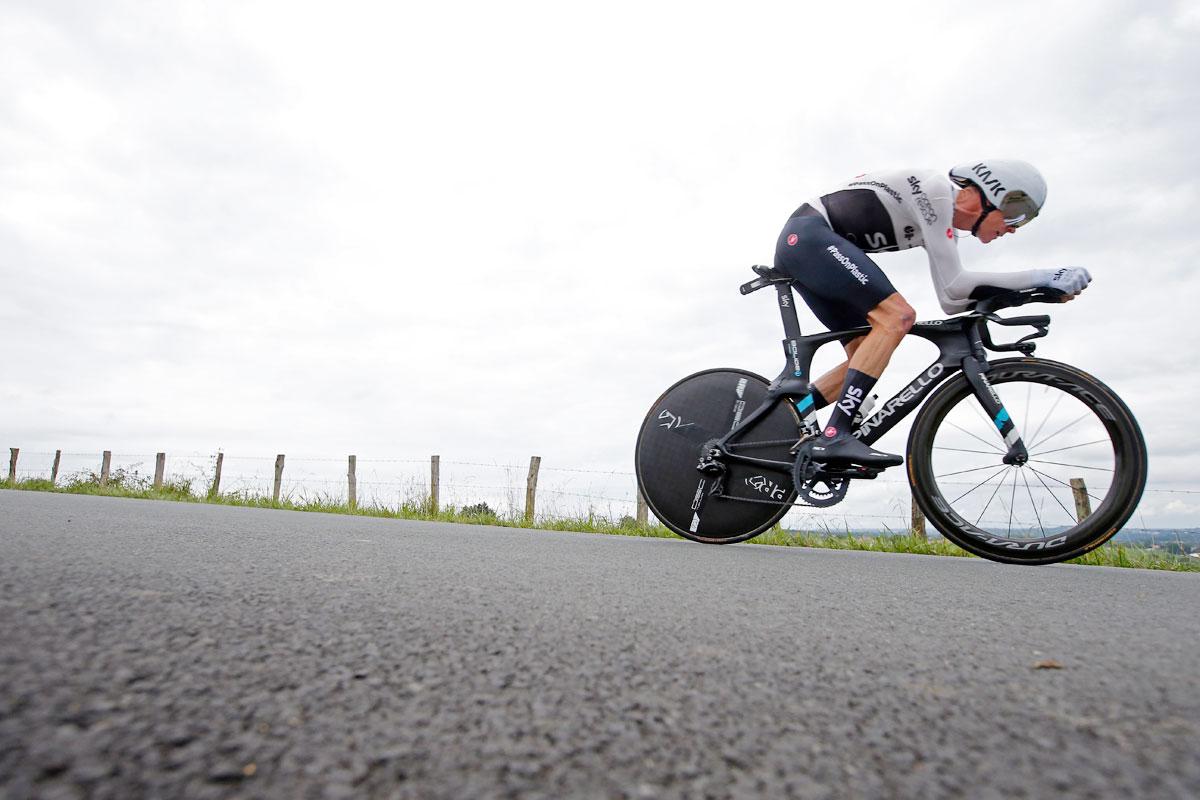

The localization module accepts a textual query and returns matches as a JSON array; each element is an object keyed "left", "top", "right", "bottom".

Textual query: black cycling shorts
[{"left": 774, "top": 212, "right": 897, "bottom": 338}]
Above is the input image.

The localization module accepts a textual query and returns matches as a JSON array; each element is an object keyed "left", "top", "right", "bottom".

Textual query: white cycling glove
[{"left": 1038, "top": 267, "right": 1092, "bottom": 296}]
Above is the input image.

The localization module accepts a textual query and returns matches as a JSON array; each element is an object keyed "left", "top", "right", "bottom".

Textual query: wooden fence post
[
  {"left": 273, "top": 454, "right": 285, "bottom": 503},
  {"left": 1070, "top": 478, "right": 1092, "bottom": 522},
  {"left": 100, "top": 451, "right": 111, "bottom": 487},
  {"left": 525, "top": 456, "right": 541, "bottom": 524},
  {"left": 347, "top": 455, "right": 357, "bottom": 510},
  {"left": 51, "top": 450, "right": 61, "bottom": 485},
  {"left": 911, "top": 493, "right": 926, "bottom": 539},
  {"left": 7, "top": 448, "right": 17, "bottom": 484},
  {"left": 154, "top": 453, "right": 166, "bottom": 489},
  {"left": 430, "top": 455, "right": 440, "bottom": 515},
  {"left": 636, "top": 486, "right": 648, "bottom": 526},
  {"left": 209, "top": 452, "right": 224, "bottom": 498}
]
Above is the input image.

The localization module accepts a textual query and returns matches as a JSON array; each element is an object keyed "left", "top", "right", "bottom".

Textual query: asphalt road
[{"left": 1, "top": 490, "right": 1197, "bottom": 799}]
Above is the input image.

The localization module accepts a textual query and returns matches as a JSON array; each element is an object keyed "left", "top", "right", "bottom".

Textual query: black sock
[
  {"left": 809, "top": 386, "right": 829, "bottom": 409},
  {"left": 825, "top": 369, "right": 878, "bottom": 437}
]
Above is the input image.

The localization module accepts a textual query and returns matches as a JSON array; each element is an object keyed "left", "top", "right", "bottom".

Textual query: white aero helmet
[{"left": 949, "top": 159, "right": 1047, "bottom": 229}]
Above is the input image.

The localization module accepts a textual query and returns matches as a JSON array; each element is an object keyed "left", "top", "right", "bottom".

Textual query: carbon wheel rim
[{"left": 911, "top": 361, "right": 1144, "bottom": 559}]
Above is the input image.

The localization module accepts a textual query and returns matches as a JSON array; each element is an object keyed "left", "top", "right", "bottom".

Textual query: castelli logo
[
  {"left": 787, "top": 233, "right": 799, "bottom": 246},
  {"left": 824, "top": 426, "right": 837, "bottom": 438},
  {"left": 945, "top": 227, "right": 954, "bottom": 239}
]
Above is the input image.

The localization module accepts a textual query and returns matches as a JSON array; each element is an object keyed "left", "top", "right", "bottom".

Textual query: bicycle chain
[
  {"left": 725, "top": 430, "right": 821, "bottom": 453},
  {"left": 715, "top": 492, "right": 835, "bottom": 510},
  {"left": 724, "top": 438, "right": 805, "bottom": 451}
]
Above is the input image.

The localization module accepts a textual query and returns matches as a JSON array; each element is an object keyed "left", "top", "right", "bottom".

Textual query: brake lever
[{"left": 980, "top": 315, "right": 1052, "bottom": 354}]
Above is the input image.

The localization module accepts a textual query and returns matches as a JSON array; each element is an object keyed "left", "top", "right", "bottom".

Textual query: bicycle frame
[{"left": 714, "top": 280, "right": 1045, "bottom": 473}]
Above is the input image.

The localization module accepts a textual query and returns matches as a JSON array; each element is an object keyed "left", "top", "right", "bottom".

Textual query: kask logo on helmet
[
  {"left": 968, "top": 163, "right": 1007, "bottom": 199},
  {"left": 949, "top": 160, "right": 1046, "bottom": 219}
]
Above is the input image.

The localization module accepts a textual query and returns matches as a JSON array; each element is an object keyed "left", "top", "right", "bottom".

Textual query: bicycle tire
[
  {"left": 635, "top": 368, "right": 800, "bottom": 544},
  {"left": 906, "top": 358, "right": 1147, "bottom": 565}
]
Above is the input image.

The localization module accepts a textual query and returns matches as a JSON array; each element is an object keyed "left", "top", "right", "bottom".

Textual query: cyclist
[{"left": 775, "top": 159, "right": 1091, "bottom": 466}]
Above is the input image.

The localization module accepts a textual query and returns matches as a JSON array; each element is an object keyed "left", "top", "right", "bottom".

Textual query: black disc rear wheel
[{"left": 635, "top": 368, "right": 801, "bottom": 544}]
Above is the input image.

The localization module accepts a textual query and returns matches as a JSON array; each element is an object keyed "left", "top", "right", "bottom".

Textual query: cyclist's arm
[
  {"left": 920, "top": 179, "right": 1042, "bottom": 314},
  {"left": 924, "top": 233, "right": 1045, "bottom": 314}
]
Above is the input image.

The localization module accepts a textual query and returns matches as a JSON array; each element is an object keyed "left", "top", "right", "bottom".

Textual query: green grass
[
  {"left": 3, "top": 474, "right": 1196, "bottom": 572},
  {"left": 755, "top": 527, "right": 973, "bottom": 557}
]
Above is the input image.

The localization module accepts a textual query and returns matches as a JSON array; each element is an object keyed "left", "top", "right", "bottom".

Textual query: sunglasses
[{"left": 982, "top": 190, "right": 1040, "bottom": 228}]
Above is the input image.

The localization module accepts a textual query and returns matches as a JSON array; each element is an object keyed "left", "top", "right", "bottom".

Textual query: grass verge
[{"left": 3, "top": 474, "right": 1196, "bottom": 572}]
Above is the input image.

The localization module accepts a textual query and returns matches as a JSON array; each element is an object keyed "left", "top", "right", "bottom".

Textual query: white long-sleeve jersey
[{"left": 803, "top": 168, "right": 1042, "bottom": 314}]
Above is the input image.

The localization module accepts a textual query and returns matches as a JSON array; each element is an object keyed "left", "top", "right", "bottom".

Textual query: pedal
[{"left": 821, "top": 463, "right": 881, "bottom": 480}]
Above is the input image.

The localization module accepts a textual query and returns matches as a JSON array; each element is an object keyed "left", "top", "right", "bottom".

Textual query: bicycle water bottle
[{"left": 852, "top": 393, "right": 878, "bottom": 429}]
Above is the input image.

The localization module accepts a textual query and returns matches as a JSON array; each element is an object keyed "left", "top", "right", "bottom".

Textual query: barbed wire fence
[{"left": 4, "top": 447, "right": 1198, "bottom": 535}]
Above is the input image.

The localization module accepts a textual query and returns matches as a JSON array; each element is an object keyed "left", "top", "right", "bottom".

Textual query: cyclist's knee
[{"left": 869, "top": 296, "right": 915, "bottom": 338}]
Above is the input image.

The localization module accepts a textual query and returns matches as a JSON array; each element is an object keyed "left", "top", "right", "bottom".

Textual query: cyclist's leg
[
  {"left": 818, "top": 293, "right": 913, "bottom": 457},
  {"left": 775, "top": 217, "right": 913, "bottom": 463},
  {"left": 776, "top": 217, "right": 883, "bottom": 361},
  {"left": 775, "top": 216, "right": 911, "bottom": 396},
  {"left": 849, "top": 293, "right": 916, "bottom": 377},
  {"left": 809, "top": 294, "right": 921, "bottom": 397},
  {"left": 809, "top": 336, "right": 865, "bottom": 408}
]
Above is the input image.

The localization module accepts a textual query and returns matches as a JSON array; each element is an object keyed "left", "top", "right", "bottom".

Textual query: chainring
[
  {"left": 796, "top": 476, "right": 849, "bottom": 507},
  {"left": 790, "top": 449, "right": 850, "bottom": 508}
]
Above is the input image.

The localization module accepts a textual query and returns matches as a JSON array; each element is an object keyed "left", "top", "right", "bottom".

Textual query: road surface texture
[{"left": 1, "top": 490, "right": 1197, "bottom": 799}]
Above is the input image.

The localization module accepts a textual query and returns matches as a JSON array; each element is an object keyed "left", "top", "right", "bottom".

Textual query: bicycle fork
[{"left": 961, "top": 357, "right": 1029, "bottom": 465}]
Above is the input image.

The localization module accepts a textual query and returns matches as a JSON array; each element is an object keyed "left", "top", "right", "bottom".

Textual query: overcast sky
[{"left": 3, "top": 0, "right": 1198, "bottom": 527}]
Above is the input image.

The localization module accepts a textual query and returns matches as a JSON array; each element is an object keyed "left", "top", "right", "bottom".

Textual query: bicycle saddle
[{"left": 740, "top": 265, "right": 791, "bottom": 295}]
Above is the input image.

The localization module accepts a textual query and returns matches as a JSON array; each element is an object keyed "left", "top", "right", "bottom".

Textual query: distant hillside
[{"left": 1113, "top": 528, "right": 1200, "bottom": 554}]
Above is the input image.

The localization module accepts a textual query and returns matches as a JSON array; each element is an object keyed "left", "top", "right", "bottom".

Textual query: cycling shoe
[{"left": 808, "top": 432, "right": 903, "bottom": 468}]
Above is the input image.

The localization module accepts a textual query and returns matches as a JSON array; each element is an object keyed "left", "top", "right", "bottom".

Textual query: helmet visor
[{"left": 1000, "top": 191, "right": 1040, "bottom": 227}]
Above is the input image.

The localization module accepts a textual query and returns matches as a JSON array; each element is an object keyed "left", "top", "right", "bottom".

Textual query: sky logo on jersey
[{"left": 907, "top": 176, "right": 938, "bottom": 225}]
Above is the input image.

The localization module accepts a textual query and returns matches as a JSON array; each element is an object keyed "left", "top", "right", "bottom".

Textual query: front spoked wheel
[{"left": 907, "top": 358, "right": 1147, "bottom": 565}]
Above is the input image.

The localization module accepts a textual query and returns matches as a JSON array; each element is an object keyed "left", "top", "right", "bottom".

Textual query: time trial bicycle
[{"left": 634, "top": 265, "right": 1147, "bottom": 565}]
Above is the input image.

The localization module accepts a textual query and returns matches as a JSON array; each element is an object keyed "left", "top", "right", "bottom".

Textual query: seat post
[{"left": 776, "top": 283, "right": 803, "bottom": 340}]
